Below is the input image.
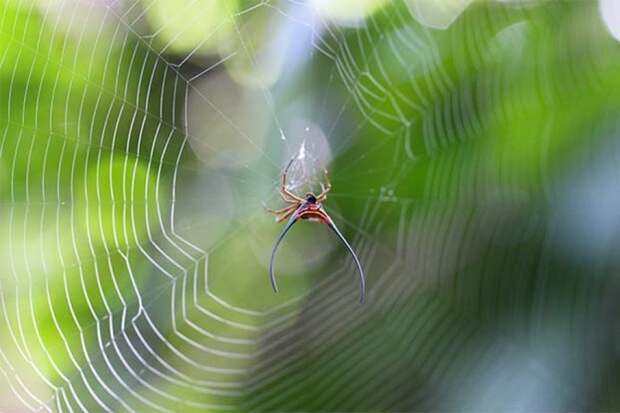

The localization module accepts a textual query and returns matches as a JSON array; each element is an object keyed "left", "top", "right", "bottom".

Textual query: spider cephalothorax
[{"left": 266, "top": 158, "right": 366, "bottom": 303}]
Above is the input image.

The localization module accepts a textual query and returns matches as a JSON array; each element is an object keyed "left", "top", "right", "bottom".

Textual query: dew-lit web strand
[
  {"left": 10, "top": 11, "right": 284, "bottom": 410},
  {"left": 1, "top": 3, "right": 75, "bottom": 410},
  {"left": 37, "top": 278, "right": 246, "bottom": 410},
  {"left": 0, "top": 9, "right": 59, "bottom": 409},
  {"left": 58, "top": 1, "right": 296, "bottom": 406},
  {"left": 3, "top": 207, "right": 266, "bottom": 349},
  {"left": 320, "top": 22, "right": 397, "bottom": 136},
  {"left": 101, "top": 108, "right": 242, "bottom": 410},
  {"left": 229, "top": 11, "right": 287, "bottom": 143},
  {"left": 103, "top": 0, "right": 282, "bottom": 170},
  {"left": 12, "top": 0, "right": 396, "bottom": 196},
  {"left": 272, "top": 4, "right": 414, "bottom": 171},
  {"left": 0, "top": 120, "right": 266, "bottom": 194},
  {"left": 356, "top": 0, "right": 544, "bottom": 318},
  {"left": 124, "top": 27, "right": 213, "bottom": 301},
  {"left": 183, "top": 211, "right": 312, "bottom": 324},
  {"left": 0, "top": 24, "right": 272, "bottom": 179},
  {"left": 319, "top": 14, "right": 465, "bottom": 188},
  {"left": 1, "top": 2, "right": 234, "bottom": 408},
  {"left": 45, "top": 264, "right": 232, "bottom": 408},
  {"left": 0, "top": 350, "right": 41, "bottom": 412},
  {"left": 329, "top": 17, "right": 415, "bottom": 148},
  {"left": 43, "top": 68, "right": 124, "bottom": 410},
  {"left": 64, "top": 6, "right": 141, "bottom": 408},
  {"left": 0, "top": 2, "right": 270, "bottom": 408},
  {"left": 127, "top": 26, "right": 284, "bottom": 380},
  {"left": 77, "top": 9, "right": 176, "bottom": 409},
  {"left": 86, "top": 13, "right": 280, "bottom": 376}
]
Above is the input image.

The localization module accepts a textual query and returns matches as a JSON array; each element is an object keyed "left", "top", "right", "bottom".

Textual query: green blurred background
[{"left": 1, "top": 0, "right": 620, "bottom": 411}]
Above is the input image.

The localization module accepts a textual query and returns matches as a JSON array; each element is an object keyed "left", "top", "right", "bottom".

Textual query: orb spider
[{"left": 266, "top": 159, "right": 366, "bottom": 303}]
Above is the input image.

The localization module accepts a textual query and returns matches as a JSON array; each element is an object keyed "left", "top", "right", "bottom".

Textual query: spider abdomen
[{"left": 295, "top": 203, "right": 331, "bottom": 225}]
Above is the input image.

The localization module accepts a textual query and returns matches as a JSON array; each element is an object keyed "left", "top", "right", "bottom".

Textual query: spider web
[{"left": 0, "top": 0, "right": 619, "bottom": 411}]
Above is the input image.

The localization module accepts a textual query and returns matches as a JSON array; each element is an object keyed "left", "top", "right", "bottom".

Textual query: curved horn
[
  {"left": 269, "top": 213, "right": 300, "bottom": 293},
  {"left": 328, "top": 221, "right": 366, "bottom": 304}
]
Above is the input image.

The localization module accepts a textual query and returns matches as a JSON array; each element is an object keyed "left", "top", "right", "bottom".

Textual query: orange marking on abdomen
[{"left": 294, "top": 204, "right": 332, "bottom": 225}]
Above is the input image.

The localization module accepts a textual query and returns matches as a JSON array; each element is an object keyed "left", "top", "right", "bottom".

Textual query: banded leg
[{"left": 316, "top": 168, "right": 332, "bottom": 202}]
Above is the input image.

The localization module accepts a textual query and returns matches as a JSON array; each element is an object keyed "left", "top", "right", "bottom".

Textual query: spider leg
[
  {"left": 275, "top": 205, "right": 297, "bottom": 222},
  {"left": 280, "top": 158, "right": 306, "bottom": 203},
  {"left": 269, "top": 212, "right": 300, "bottom": 293},
  {"left": 326, "top": 216, "right": 366, "bottom": 304},
  {"left": 316, "top": 168, "right": 332, "bottom": 202},
  {"left": 281, "top": 187, "right": 305, "bottom": 203},
  {"left": 265, "top": 203, "right": 297, "bottom": 216},
  {"left": 316, "top": 190, "right": 329, "bottom": 203},
  {"left": 282, "top": 158, "right": 295, "bottom": 187},
  {"left": 323, "top": 167, "right": 331, "bottom": 189},
  {"left": 280, "top": 189, "right": 304, "bottom": 203}
]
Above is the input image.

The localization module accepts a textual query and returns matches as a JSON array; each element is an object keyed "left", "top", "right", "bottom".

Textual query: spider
[{"left": 266, "top": 158, "right": 366, "bottom": 303}]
